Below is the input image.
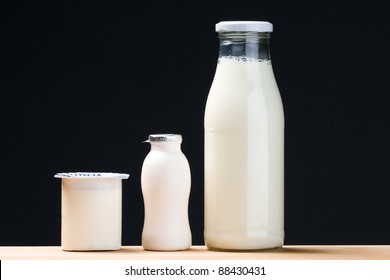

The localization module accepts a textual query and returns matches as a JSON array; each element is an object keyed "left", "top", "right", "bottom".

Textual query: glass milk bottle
[
  {"left": 141, "top": 134, "right": 192, "bottom": 251},
  {"left": 204, "top": 21, "right": 284, "bottom": 250}
]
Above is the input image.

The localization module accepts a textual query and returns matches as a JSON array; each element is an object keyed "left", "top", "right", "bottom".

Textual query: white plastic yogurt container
[{"left": 55, "top": 172, "right": 129, "bottom": 251}]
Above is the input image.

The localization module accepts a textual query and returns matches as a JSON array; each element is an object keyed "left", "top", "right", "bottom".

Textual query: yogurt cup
[{"left": 55, "top": 172, "right": 129, "bottom": 251}]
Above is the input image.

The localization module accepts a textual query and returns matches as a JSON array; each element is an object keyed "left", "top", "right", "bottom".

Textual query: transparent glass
[{"left": 218, "top": 32, "right": 271, "bottom": 60}]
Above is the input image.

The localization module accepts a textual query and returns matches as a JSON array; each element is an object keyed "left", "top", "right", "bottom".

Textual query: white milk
[
  {"left": 141, "top": 134, "right": 192, "bottom": 251},
  {"left": 56, "top": 172, "right": 129, "bottom": 251},
  {"left": 204, "top": 57, "right": 284, "bottom": 250}
]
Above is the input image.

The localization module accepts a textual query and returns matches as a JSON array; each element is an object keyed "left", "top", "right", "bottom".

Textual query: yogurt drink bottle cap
[
  {"left": 146, "top": 134, "right": 182, "bottom": 143},
  {"left": 54, "top": 172, "right": 129, "bottom": 179},
  {"left": 216, "top": 21, "right": 273, "bottom": 33}
]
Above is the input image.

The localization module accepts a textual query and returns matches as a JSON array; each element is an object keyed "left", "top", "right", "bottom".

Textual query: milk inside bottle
[{"left": 204, "top": 21, "right": 284, "bottom": 250}]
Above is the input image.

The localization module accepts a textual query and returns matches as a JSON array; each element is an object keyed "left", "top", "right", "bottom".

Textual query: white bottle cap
[
  {"left": 147, "top": 134, "right": 182, "bottom": 143},
  {"left": 216, "top": 21, "right": 273, "bottom": 33}
]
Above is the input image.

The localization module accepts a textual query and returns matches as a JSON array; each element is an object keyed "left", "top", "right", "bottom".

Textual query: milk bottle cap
[
  {"left": 54, "top": 172, "right": 129, "bottom": 179},
  {"left": 216, "top": 21, "right": 273, "bottom": 33},
  {"left": 146, "top": 134, "right": 183, "bottom": 143}
]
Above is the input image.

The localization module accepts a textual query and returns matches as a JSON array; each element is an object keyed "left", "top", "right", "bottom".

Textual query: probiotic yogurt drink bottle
[
  {"left": 141, "top": 134, "right": 192, "bottom": 251},
  {"left": 204, "top": 21, "right": 284, "bottom": 250}
]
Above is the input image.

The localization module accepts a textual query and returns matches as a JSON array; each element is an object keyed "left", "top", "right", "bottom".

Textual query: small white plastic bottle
[{"left": 141, "top": 134, "right": 192, "bottom": 251}]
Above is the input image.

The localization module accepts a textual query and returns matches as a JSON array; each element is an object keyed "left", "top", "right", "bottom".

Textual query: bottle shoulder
[{"left": 143, "top": 150, "right": 189, "bottom": 168}]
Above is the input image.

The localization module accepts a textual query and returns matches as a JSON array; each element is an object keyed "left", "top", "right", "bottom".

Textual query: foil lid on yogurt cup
[{"left": 54, "top": 172, "right": 129, "bottom": 179}]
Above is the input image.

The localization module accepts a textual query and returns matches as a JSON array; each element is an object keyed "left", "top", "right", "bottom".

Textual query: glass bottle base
[{"left": 205, "top": 231, "right": 284, "bottom": 251}]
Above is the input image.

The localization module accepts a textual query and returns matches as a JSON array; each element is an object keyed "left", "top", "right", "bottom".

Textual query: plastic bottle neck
[
  {"left": 218, "top": 32, "right": 271, "bottom": 61},
  {"left": 150, "top": 142, "right": 182, "bottom": 152}
]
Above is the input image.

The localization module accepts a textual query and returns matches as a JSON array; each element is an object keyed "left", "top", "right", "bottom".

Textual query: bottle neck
[
  {"left": 150, "top": 142, "right": 182, "bottom": 152},
  {"left": 218, "top": 32, "right": 271, "bottom": 61}
]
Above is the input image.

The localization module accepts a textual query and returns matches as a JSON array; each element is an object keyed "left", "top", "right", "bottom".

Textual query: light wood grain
[{"left": 1, "top": 245, "right": 390, "bottom": 260}]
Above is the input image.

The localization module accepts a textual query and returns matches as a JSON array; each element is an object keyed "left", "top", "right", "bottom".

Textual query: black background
[{"left": 1, "top": 0, "right": 389, "bottom": 246}]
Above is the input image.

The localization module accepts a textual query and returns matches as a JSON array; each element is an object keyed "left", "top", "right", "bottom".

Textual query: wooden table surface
[{"left": 1, "top": 245, "right": 390, "bottom": 260}]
